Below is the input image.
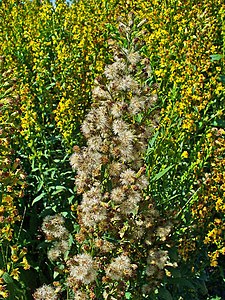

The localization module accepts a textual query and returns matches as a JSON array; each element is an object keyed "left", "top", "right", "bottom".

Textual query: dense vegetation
[{"left": 0, "top": 0, "right": 224, "bottom": 299}]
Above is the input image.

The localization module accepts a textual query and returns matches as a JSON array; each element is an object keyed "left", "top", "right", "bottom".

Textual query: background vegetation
[{"left": 0, "top": 0, "right": 224, "bottom": 299}]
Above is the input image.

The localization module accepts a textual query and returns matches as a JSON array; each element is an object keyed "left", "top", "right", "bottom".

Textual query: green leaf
[
  {"left": 158, "top": 287, "right": 173, "bottom": 300},
  {"left": 68, "top": 195, "right": 75, "bottom": 204},
  {"left": 55, "top": 185, "right": 66, "bottom": 190},
  {"left": 148, "top": 131, "right": 159, "bottom": 149},
  {"left": 211, "top": 119, "right": 225, "bottom": 128},
  {"left": 32, "top": 192, "right": 46, "bottom": 205},
  {"left": 53, "top": 270, "right": 59, "bottom": 279},
  {"left": 169, "top": 277, "right": 195, "bottom": 289},
  {"left": 36, "top": 180, "right": 44, "bottom": 192},
  {"left": 46, "top": 82, "right": 56, "bottom": 90},
  {"left": 2, "top": 272, "right": 13, "bottom": 284},
  {"left": 52, "top": 185, "right": 66, "bottom": 195},
  {"left": 135, "top": 113, "right": 143, "bottom": 123},
  {"left": 195, "top": 279, "right": 208, "bottom": 295},
  {"left": 210, "top": 54, "right": 223, "bottom": 61},
  {"left": 125, "top": 292, "right": 132, "bottom": 299},
  {"left": 61, "top": 211, "right": 68, "bottom": 217},
  {"left": 219, "top": 75, "right": 225, "bottom": 83},
  {"left": 151, "top": 165, "right": 174, "bottom": 181}
]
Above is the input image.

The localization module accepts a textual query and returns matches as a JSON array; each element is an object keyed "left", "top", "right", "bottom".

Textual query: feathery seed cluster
[
  {"left": 42, "top": 214, "right": 70, "bottom": 262},
  {"left": 69, "top": 16, "right": 174, "bottom": 299},
  {"left": 33, "top": 284, "right": 58, "bottom": 300}
]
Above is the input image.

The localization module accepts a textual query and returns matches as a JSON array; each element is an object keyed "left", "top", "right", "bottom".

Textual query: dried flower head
[
  {"left": 67, "top": 253, "right": 97, "bottom": 286},
  {"left": 33, "top": 284, "right": 58, "bottom": 300},
  {"left": 47, "top": 240, "right": 69, "bottom": 261},
  {"left": 105, "top": 253, "right": 133, "bottom": 281},
  {"left": 42, "top": 214, "right": 69, "bottom": 241}
]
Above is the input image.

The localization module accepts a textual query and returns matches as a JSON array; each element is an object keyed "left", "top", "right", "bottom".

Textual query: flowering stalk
[
  {"left": 0, "top": 57, "right": 29, "bottom": 298},
  {"left": 69, "top": 15, "right": 174, "bottom": 299}
]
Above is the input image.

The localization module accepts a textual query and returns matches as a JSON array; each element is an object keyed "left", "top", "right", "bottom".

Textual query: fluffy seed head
[
  {"left": 67, "top": 253, "right": 97, "bottom": 285},
  {"left": 33, "top": 285, "right": 58, "bottom": 300},
  {"left": 105, "top": 254, "right": 133, "bottom": 281}
]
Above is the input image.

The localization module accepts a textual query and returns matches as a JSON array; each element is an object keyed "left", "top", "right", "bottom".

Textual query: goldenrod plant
[{"left": 0, "top": 57, "right": 29, "bottom": 299}]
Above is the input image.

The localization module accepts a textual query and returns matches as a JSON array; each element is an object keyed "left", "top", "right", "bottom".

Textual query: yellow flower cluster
[
  {"left": 0, "top": 0, "right": 136, "bottom": 148},
  {"left": 133, "top": 0, "right": 225, "bottom": 267},
  {"left": 0, "top": 245, "right": 30, "bottom": 297},
  {"left": 201, "top": 129, "right": 225, "bottom": 267},
  {"left": 3, "top": 0, "right": 172, "bottom": 148},
  {"left": 179, "top": 128, "right": 225, "bottom": 266},
  {"left": 0, "top": 0, "right": 223, "bottom": 145},
  {"left": 0, "top": 60, "right": 29, "bottom": 294},
  {"left": 52, "top": 0, "right": 135, "bottom": 146},
  {"left": 139, "top": 0, "right": 224, "bottom": 135}
]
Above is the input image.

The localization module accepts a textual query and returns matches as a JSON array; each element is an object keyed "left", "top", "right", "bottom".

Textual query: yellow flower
[
  {"left": 206, "top": 132, "right": 212, "bottom": 138},
  {"left": 210, "top": 259, "right": 218, "bottom": 267},
  {"left": 0, "top": 290, "right": 9, "bottom": 299},
  {"left": 181, "top": 151, "right": 189, "bottom": 158},
  {"left": 0, "top": 206, "right": 4, "bottom": 214},
  {"left": 21, "top": 257, "right": 30, "bottom": 270},
  {"left": 220, "top": 247, "right": 225, "bottom": 255},
  {"left": 11, "top": 255, "right": 19, "bottom": 263},
  {"left": 10, "top": 268, "right": 20, "bottom": 281}
]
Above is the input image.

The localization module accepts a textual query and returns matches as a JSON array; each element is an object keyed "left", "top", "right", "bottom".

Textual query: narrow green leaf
[
  {"left": 55, "top": 185, "right": 66, "bottom": 190},
  {"left": 32, "top": 192, "right": 46, "bottom": 205},
  {"left": 36, "top": 180, "right": 44, "bottom": 192},
  {"left": 152, "top": 165, "right": 174, "bottom": 181},
  {"left": 53, "top": 270, "right": 59, "bottom": 279},
  {"left": 148, "top": 131, "right": 159, "bottom": 148},
  {"left": 135, "top": 113, "right": 143, "bottom": 123},
  {"left": 52, "top": 186, "right": 66, "bottom": 195},
  {"left": 46, "top": 82, "right": 56, "bottom": 90}
]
